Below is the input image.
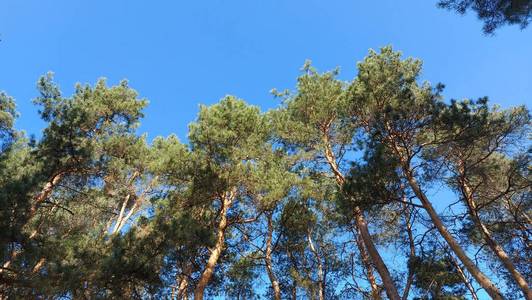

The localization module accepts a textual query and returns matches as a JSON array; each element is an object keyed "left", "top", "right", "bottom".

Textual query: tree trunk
[
  {"left": 177, "top": 270, "right": 190, "bottom": 300},
  {"left": 194, "top": 191, "right": 234, "bottom": 300},
  {"left": 307, "top": 229, "right": 325, "bottom": 300},
  {"left": 323, "top": 142, "right": 400, "bottom": 300},
  {"left": 459, "top": 173, "right": 530, "bottom": 299},
  {"left": 31, "top": 257, "right": 46, "bottom": 274},
  {"left": 355, "top": 232, "right": 381, "bottom": 300},
  {"left": 112, "top": 194, "right": 131, "bottom": 234},
  {"left": 0, "top": 229, "right": 39, "bottom": 275},
  {"left": 448, "top": 252, "right": 479, "bottom": 300},
  {"left": 29, "top": 173, "right": 63, "bottom": 219},
  {"left": 1, "top": 173, "right": 63, "bottom": 273},
  {"left": 401, "top": 201, "right": 416, "bottom": 300},
  {"left": 265, "top": 213, "right": 281, "bottom": 300},
  {"left": 354, "top": 209, "right": 400, "bottom": 300},
  {"left": 172, "top": 263, "right": 192, "bottom": 300},
  {"left": 401, "top": 165, "right": 504, "bottom": 300}
]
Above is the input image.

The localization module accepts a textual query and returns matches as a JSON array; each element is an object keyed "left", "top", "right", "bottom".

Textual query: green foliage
[
  {"left": 409, "top": 252, "right": 466, "bottom": 300},
  {"left": 340, "top": 144, "right": 402, "bottom": 213},
  {"left": 0, "top": 91, "right": 17, "bottom": 150},
  {"left": 0, "top": 48, "right": 530, "bottom": 299},
  {"left": 225, "top": 257, "right": 259, "bottom": 300},
  {"left": 438, "top": 0, "right": 532, "bottom": 34},
  {"left": 348, "top": 46, "right": 444, "bottom": 145}
]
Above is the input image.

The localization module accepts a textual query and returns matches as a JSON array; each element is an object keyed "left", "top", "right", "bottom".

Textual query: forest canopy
[{"left": 0, "top": 47, "right": 530, "bottom": 300}]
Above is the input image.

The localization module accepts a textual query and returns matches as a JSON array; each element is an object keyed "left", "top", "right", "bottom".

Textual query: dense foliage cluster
[
  {"left": 438, "top": 0, "right": 532, "bottom": 33},
  {"left": 0, "top": 48, "right": 530, "bottom": 299}
]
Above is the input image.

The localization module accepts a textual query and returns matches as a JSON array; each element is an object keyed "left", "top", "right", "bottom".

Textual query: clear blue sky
[{"left": 1, "top": 0, "right": 531, "bottom": 141}]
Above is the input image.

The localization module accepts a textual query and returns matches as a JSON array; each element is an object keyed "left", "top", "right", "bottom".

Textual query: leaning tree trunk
[
  {"left": 1, "top": 172, "right": 62, "bottom": 276},
  {"left": 458, "top": 170, "right": 531, "bottom": 300},
  {"left": 265, "top": 213, "right": 282, "bottom": 300},
  {"left": 307, "top": 229, "right": 325, "bottom": 300},
  {"left": 401, "top": 201, "right": 416, "bottom": 300},
  {"left": 355, "top": 231, "right": 381, "bottom": 300},
  {"left": 323, "top": 141, "right": 400, "bottom": 300},
  {"left": 175, "top": 264, "right": 192, "bottom": 300},
  {"left": 400, "top": 162, "right": 504, "bottom": 300},
  {"left": 194, "top": 191, "right": 234, "bottom": 300}
]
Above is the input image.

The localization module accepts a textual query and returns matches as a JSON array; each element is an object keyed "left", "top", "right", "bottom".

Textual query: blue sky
[{"left": 1, "top": 0, "right": 530, "bottom": 142}]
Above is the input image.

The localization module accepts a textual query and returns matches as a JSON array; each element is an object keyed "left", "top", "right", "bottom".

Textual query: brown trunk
[
  {"left": 31, "top": 257, "right": 46, "bottom": 274},
  {"left": 355, "top": 209, "right": 400, "bottom": 300},
  {"left": 458, "top": 171, "right": 530, "bottom": 300},
  {"left": 0, "top": 229, "right": 38, "bottom": 275},
  {"left": 402, "top": 165, "right": 503, "bottom": 300},
  {"left": 29, "top": 173, "right": 63, "bottom": 219},
  {"left": 265, "top": 213, "right": 281, "bottom": 300},
  {"left": 401, "top": 202, "right": 416, "bottom": 300},
  {"left": 323, "top": 141, "right": 400, "bottom": 300},
  {"left": 355, "top": 232, "right": 381, "bottom": 299},
  {"left": 1, "top": 173, "right": 63, "bottom": 272},
  {"left": 355, "top": 230, "right": 381, "bottom": 300},
  {"left": 176, "top": 265, "right": 191, "bottom": 300},
  {"left": 381, "top": 122, "right": 504, "bottom": 299},
  {"left": 194, "top": 191, "right": 234, "bottom": 300},
  {"left": 306, "top": 229, "right": 325, "bottom": 300}
]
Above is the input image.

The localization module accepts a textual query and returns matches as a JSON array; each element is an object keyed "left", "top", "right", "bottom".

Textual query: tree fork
[
  {"left": 458, "top": 169, "right": 530, "bottom": 300},
  {"left": 323, "top": 141, "right": 400, "bottom": 300}
]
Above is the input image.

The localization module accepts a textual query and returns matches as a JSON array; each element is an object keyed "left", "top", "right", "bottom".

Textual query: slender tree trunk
[
  {"left": 1, "top": 173, "right": 63, "bottom": 273},
  {"left": 112, "top": 175, "right": 158, "bottom": 234},
  {"left": 194, "top": 191, "right": 234, "bottom": 300},
  {"left": 265, "top": 213, "right": 282, "bottom": 300},
  {"left": 31, "top": 257, "right": 46, "bottom": 274},
  {"left": 354, "top": 209, "right": 400, "bottom": 300},
  {"left": 448, "top": 252, "right": 479, "bottom": 300},
  {"left": 112, "top": 194, "right": 131, "bottom": 233},
  {"left": 0, "top": 229, "right": 38, "bottom": 274},
  {"left": 401, "top": 201, "right": 416, "bottom": 300},
  {"left": 307, "top": 229, "right": 325, "bottom": 300},
  {"left": 355, "top": 232, "right": 381, "bottom": 299},
  {"left": 323, "top": 141, "right": 400, "bottom": 300},
  {"left": 26, "top": 173, "right": 64, "bottom": 223},
  {"left": 401, "top": 164, "right": 504, "bottom": 300},
  {"left": 458, "top": 171, "right": 530, "bottom": 299},
  {"left": 176, "top": 265, "right": 191, "bottom": 300},
  {"left": 380, "top": 120, "right": 504, "bottom": 299}
]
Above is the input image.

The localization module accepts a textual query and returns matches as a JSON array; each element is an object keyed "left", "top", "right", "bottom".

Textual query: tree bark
[
  {"left": 355, "top": 232, "right": 381, "bottom": 300},
  {"left": 354, "top": 209, "right": 400, "bottom": 300},
  {"left": 458, "top": 170, "right": 530, "bottom": 299},
  {"left": 401, "top": 164, "right": 504, "bottom": 300},
  {"left": 307, "top": 229, "right": 325, "bottom": 300},
  {"left": 31, "top": 257, "right": 46, "bottom": 274},
  {"left": 29, "top": 173, "right": 63, "bottom": 220},
  {"left": 379, "top": 119, "right": 504, "bottom": 299},
  {"left": 176, "top": 265, "right": 191, "bottom": 300},
  {"left": 265, "top": 213, "right": 281, "bottom": 300},
  {"left": 194, "top": 191, "right": 234, "bottom": 300},
  {"left": 323, "top": 141, "right": 400, "bottom": 300},
  {"left": 401, "top": 201, "right": 416, "bottom": 300}
]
